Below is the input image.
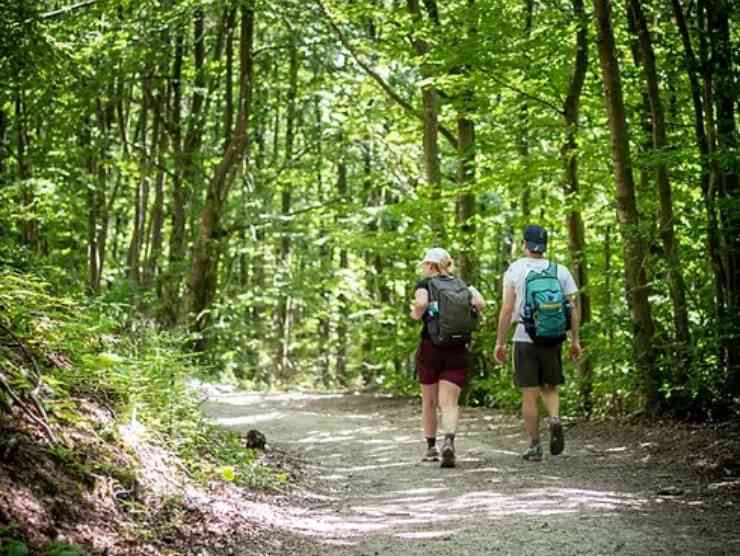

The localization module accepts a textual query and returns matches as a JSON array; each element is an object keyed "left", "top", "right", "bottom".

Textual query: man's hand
[
  {"left": 494, "top": 343, "right": 508, "bottom": 365},
  {"left": 569, "top": 340, "right": 583, "bottom": 361}
]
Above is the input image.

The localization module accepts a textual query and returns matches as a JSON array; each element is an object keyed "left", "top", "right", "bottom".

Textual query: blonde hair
[{"left": 429, "top": 254, "right": 454, "bottom": 276}]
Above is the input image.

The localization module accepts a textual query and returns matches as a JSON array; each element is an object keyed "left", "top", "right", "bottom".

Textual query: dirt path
[{"left": 203, "top": 393, "right": 740, "bottom": 556}]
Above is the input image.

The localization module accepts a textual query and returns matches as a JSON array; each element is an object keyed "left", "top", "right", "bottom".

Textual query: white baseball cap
[{"left": 421, "top": 247, "right": 451, "bottom": 265}]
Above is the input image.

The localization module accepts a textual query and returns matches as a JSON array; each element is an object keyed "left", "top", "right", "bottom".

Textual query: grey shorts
[{"left": 513, "top": 341, "right": 564, "bottom": 388}]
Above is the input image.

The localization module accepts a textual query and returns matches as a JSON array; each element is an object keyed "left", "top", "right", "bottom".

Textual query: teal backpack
[{"left": 521, "top": 262, "right": 571, "bottom": 345}]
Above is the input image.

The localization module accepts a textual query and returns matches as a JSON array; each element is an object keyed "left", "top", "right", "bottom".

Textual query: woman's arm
[
  {"left": 469, "top": 285, "right": 486, "bottom": 312},
  {"left": 410, "top": 288, "right": 429, "bottom": 320}
]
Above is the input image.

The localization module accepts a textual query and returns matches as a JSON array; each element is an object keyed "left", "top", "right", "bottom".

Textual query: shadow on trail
[{"left": 203, "top": 393, "right": 738, "bottom": 556}]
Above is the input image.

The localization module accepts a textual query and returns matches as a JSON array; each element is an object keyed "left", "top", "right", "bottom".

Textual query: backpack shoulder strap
[{"left": 428, "top": 276, "right": 440, "bottom": 301}]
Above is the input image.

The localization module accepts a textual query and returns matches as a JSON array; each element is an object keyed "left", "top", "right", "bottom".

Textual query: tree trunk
[
  {"left": 407, "top": 0, "right": 444, "bottom": 241},
  {"left": 629, "top": 0, "right": 691, "bottom": 362},
  {"left": 519, "top": 0, "right": 534, "bottom": 222},
  {"left": 455, "top": 0, "right": 477, "bottom": 285},
  {"left": 127, "top": 84, "right": 150, "bottom": 284},
  {"left": 335, "top": 159, "right": 349, "bottom": 386},
  {"left": 145, "top": 85, "right": 167, "bottom": 287},
  {"left": 276, "top": 38, "right": 299, "bottom": 377},
  {"left": 593, "top": 0, "right": 659, "bottom": 411},
  {"left": 561, "top": 0, "right": 593, "bottom": 416},
  {"left": 14, "top": 90, "right": 37, "bottom": 253},
  {"left": 189, "top": 6, "right": 254, "bottom": 348},
  {"left": 163, "top": 29, "right": 186, "bottom": 324}
]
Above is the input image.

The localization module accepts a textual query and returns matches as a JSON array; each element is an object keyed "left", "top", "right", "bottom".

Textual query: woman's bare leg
[{"left": 421, "top": 382, "right": 439, "bottom": 439}]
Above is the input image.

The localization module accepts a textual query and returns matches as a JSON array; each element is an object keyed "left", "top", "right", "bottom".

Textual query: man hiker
[
  {"left": 494, "top": 225, "right": 582, "bottom": 461},
  {"left": 410, "top": 247, "right": 486, "bottom": 468}
]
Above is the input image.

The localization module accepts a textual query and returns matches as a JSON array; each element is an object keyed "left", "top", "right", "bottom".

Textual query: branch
[
  {"left": 40, "top": 0, "right": 102, "bottom": 19},
  {"left": 224, "top": 196, "right": 346, "bottom": 237},
  {"left": 0, "top": 372, "right": 56, "bottom": 443},
  {"left": 315, "top": 0, "right": 458, "bottom": 150},
  {"left": 488, "top": 73, "right": 565, "bottom": 116},
  {"left": 0, "top": 322, "right": 42, "bottom": 379}
]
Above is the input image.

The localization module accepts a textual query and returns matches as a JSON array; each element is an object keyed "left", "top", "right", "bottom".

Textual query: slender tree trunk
[
  {"left": 629, "top": 0, "right": 691, "bottom": 362},
  {"left": 593, "top": 0, "right": 659, "bottom": 411},
  {"left": 94, "top": 96, "right": 114, "bottom": 294},
  {"left": 146, "top": 85, "right": 167, "bottom": 287},
  {"left": 519, "top": 0, "right": 534, "bottom": 222},
  {"left": 561, "top": 0, "right": 593, "bottom": 416},
  {"left": 14, "top": 90, "right": 37, "bottom": 252},
  {"left": 362, "top": 141, "right": 377, "bottom": 387},
  {"left": 85, "top": 117, "right": 99, "bottom": 296},
  {"left": 314, "top": 98, "right": 332, "bottom": 387},
  {"left": 335, "top": 159, "right": 348, "bottom": 386},
  {"left": 128, "top": 85, "right": 150, "bottom": 284},
  {"left": 278, "top": 38, "right": 299, "bottom": 378},
  {"left": 455, "top": 0, "right": 477, "bottom": 284},
  {"left": 456, "top": 116, "right": 476, "bottom": 283},
  {"left": 407, "top": 0, "right": 444, "bottom": 240},
  {"left": 163, "top": 29, "right": 186, "bottom": 323},
  {"left": 189, "top": 6, "right": 254, "bottom": 347},
  {"left": 604, "top": 225, "right": 621, "bottom": 412}
]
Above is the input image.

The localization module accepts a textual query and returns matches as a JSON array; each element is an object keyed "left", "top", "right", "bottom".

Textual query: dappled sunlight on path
[{"left": 204, "top": 393, "right": 739, "bottom": 555}]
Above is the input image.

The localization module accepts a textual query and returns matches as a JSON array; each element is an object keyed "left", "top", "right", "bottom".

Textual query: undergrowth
[{"left": 0, "top": 270, "right": 284, "bottom": 553}]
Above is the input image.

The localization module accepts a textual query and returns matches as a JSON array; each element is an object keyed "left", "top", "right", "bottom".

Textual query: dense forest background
[{"left": 1, "top": 0, "right": 738, "bottom": 420}]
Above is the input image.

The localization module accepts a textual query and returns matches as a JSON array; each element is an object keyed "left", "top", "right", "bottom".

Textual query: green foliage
[
  {"left": 1, "top": 0, "right": 737, "bottom": 419},
  {"left": 41, "top": 543, "right": 89, "bottom": 556},
  {"left": 0, "top": 270, "right": 278, "bottom": 490},
  {"left": 0, "top": 541, "right": 28, "bottom": 556}
]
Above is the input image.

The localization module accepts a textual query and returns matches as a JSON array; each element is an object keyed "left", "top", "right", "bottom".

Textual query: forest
[{"left": 0, "top": 0, "right": 738, "bottom": 553}]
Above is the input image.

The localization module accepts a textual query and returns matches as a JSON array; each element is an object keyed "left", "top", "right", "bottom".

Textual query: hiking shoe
[
  {"left": 422, "top": 445, "right": 440, "bottom": 462},
  {"left": 440, "top": 435, "right": 456, "bottom": 468},
  {"left": 522, "top": 441, "right": 543, "bottom": 462},
  {"left": 549, "top": 417, "right": 564, "bottom": 456}
]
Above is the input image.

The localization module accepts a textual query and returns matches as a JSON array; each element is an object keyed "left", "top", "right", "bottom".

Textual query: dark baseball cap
[{"left": 523, "top": 225, "right": 548, "bottom": 253}]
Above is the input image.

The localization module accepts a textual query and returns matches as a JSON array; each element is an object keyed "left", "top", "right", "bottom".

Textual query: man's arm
[
  {"left": 494, "top": 285, "right": 516, "bottom": 363},
  {"left": 567, "top": 294, "right": 582, "bottom": 359}
]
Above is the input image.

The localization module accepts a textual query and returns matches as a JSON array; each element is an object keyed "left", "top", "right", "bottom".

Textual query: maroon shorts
[{"left": 415, "top": 338, "right": 471, "bottom": 388}]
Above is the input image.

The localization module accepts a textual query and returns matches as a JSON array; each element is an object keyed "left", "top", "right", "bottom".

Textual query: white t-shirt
[{"left": 503, "top": 257, "right": 578, "bottom": 343}]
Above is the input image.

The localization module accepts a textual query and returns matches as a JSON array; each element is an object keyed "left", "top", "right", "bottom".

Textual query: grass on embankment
[{"left": 0, "top": 271, "right": 288, "bottom": 555}]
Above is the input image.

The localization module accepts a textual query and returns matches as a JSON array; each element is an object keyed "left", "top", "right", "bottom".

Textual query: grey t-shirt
[{"left": 503, "top": 257, "right": 578, "bottom": 343}]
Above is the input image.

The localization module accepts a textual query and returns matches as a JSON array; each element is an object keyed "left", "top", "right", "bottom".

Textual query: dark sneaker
[
  {"left": 422, "top": 445, "right": 440, "bottom": 462},
  {"left": 549, "top": 417, "right": 564, "bottom": 456},
  {"left": 440, "top": 435, "right": 456, "bottom": 468},
  {"left": 522, "top": 441, "right": 543, "bottom": 462}
]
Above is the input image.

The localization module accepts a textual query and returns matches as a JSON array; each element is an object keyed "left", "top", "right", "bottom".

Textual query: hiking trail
[{"left": 204, "top": 392, "right": 739, "bottom": 556}]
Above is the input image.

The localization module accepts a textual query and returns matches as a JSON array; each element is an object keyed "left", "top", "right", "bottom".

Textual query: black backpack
[{"left": 426, "top": 276, "right": 479, "bottom": 347}]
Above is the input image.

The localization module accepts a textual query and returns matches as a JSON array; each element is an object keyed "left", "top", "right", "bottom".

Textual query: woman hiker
[{"left": 410, "top": 248, "right": 486, "bottom": 468}]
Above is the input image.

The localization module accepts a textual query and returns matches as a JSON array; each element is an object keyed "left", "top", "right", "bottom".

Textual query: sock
[
  {"left": 530, "top": 438, "right": 541, "bottom": 447},
  {"left": 550, "top": 416, "right": 561, "bottom": 425},
  {"left": 445, "top": 433, "right": 455, "bottom": 445},
  {"left": 426, "top": 437, "right": 436, "bottom": 449}
]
